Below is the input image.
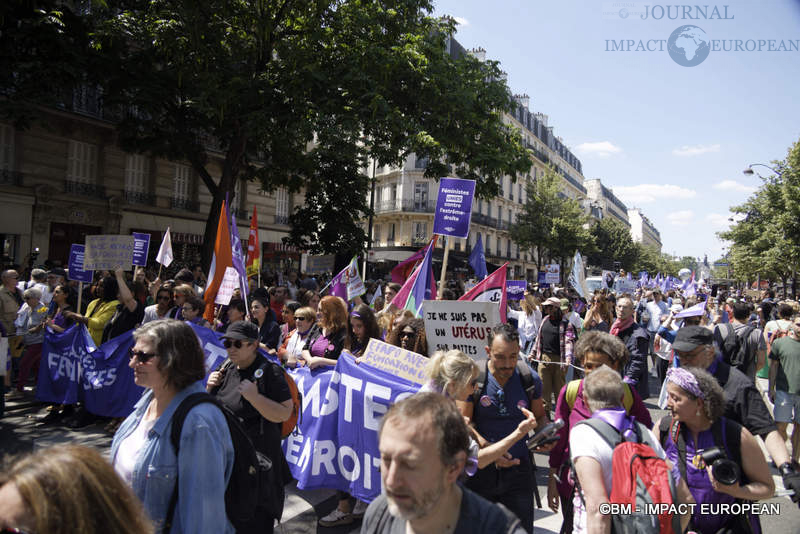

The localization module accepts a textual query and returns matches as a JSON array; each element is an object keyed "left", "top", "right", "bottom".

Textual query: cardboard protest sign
[
  {"left": 357, "top": 339, "right": 427, "bottom": 386},
  {"left": 84, "top": 235, "right": 135, "bottom": 270},
  {"left": 423, "top": 300, "right": 501, "bottom": 359}
]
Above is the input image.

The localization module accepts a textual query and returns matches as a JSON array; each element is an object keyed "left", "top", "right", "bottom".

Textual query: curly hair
[
  {"left": 386, "top": 316, "right": 428, "bottom": 356},
  {"left": 574, "top": 331, "right": 630, "bottom": 368},
  {"left": 681, "top": 366, "right": 726, "bottom": 422}
]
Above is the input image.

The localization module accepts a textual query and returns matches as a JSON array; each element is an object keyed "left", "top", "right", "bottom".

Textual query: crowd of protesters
[{"left": 3, "top": 258, "right": 800, "bottom": 533}]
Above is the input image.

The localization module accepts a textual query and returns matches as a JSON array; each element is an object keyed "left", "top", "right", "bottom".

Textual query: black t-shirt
[
  {"left": 540, "top": 318, "right": 561, "bottom": 356},
  {"left": 214, "top": 354, "right": 291, "bottom": 467},
  {"left": 102, "top": 300, "right": 145, "bottom": 342},
  {"left": 714, "top": 361, "right": 777, "bottom": 437}
]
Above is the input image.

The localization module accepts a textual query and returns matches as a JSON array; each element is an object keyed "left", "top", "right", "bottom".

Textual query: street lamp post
[
  {"left": 742, "top": 163, "right": 782, "bottom": 177},
  {"left": 364, "top": 158, "right": 378, "bottom": 280}
]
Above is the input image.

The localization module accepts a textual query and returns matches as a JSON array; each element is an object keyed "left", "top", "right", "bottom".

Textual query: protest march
[{"left": 2, "top": 179, "right": 800, "bottom": 534}]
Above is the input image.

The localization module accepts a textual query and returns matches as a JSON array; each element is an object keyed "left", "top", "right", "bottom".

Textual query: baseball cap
[
  {"left": 672, "top": 326, "right": 714, "bottom": 353},
  {"left": 223, "top": 320, "right": 259, "bottom": 341},
  {"left": 559, "top": 298, "right": 570, "bottom": 311},
  {"left": 543, "top": 297, "right": 561, "bottom": 308}
]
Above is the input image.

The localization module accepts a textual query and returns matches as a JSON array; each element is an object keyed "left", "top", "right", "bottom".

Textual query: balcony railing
[
  {"left": 64, "top": 180, "right": 106, "bottom": 199},
  {"left": 123, "top": 190, "right": 155, "bottom": 205},
  {"left": 170, "top": 197, "right": 199, "bottom": 212},
  {"left": 274, "top": 214, "right": 290, "bottom": 226},
  {"left": 374, "top": 199, "right": 437, "bottom": 214},
  {"left": 0, "top": 169, "right": 23, "bottom": 186}
]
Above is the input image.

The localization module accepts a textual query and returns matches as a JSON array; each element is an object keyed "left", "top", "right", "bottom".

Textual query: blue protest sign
[
  {"left": 506, "top": 280, "right": 527, "bottom": 300},
  {"left": 537, "top": 272, "right": 549, "bottom": 288},
  {"left": 282, "top": 352, "right": 419, "bottom": 502},
  {"left": 433, "top": 177, "right": 476, "bottom": 238},
  {"left": 68, "top": 244, "right": 93, "bottom": 283},
  {"left": 132, "top": 232, "right": 151, "bottom": 266}
]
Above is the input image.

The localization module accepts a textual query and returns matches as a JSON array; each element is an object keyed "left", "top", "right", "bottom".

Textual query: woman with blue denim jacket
[{"left": 111, "top": 319, "right": 235, "bottom": 534}]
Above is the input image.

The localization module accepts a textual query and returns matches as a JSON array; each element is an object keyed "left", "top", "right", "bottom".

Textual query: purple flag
[{"left": 228, "top": 205, "right": 249, "bottom": 297}]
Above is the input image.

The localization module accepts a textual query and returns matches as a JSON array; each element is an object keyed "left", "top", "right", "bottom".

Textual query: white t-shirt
[
  {"left": 569, "top": 421, "right": 667, "bottom": 534},
  {"left": 114, "top": 413, "right": 156, "bottom": 485},
  {"left": 507, "top": 308, "right": 543, "bottom": 345}
]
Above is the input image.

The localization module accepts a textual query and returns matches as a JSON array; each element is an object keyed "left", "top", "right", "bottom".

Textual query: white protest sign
[
  {"left": 615, "top": 279, "right": 637, "bottom": 294},
  {"left": 84, "top": 235, "right": 135, "bottom": 270},
  {"left": 215, "top": 267, "right": 240, "bottom": 305},
  {"left": 423, "top": 300, "right": 501, "bottom": 360}
]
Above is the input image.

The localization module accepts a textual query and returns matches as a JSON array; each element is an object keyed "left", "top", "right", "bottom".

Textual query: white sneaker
[
  {"left": 318, "top": 508, "right": 354, "bottom": 527},
  {"left": 352, "top": 500, "right": 368, "bottom": 518}
]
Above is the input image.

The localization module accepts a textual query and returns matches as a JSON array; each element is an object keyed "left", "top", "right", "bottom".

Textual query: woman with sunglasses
[
  {"left": 0, "top": 445, "right": 154, "bottom": 534},
  {"left": 111, "top": 319, "right": 235, "bottom": 533},
  {"left": 207, "top": 321, "right": 293, "bottom": 532},
  {"left": 300, "top": 296, "right": 349, "bottom": 369},
  {"left": 142, "top": 287, "right": 174, "bottom": 324},
  {"left": 279, "top": 301, "right": 302, "bottom": 346},
  {"left": 280, "top": 306, "right": 316, "bottom": 367},
  {"left": 385, "top": 316, "right": 428, "bottom": 356}
]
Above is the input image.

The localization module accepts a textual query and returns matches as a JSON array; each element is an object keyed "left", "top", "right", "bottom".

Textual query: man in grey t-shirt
[
  {"left": 361, "top": 393, "right": 523, "bottom": 534},
  {"left": 714, "top": 302, "right": 766, "bottom": 380}
]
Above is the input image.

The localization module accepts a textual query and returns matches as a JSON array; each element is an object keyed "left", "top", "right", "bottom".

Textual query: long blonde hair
[
  {"left": 0, "top": 445, "right": 154, "bottom": 534},
  {"left": 424, "top": 350, "right": 478, "bottom": 397}
]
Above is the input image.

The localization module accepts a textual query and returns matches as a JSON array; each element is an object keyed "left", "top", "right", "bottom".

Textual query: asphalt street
[{"left": 2, "top": 367, "right": 798, "bottom": 533}]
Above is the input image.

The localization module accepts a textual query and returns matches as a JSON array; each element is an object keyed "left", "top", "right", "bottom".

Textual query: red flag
[
  {"left": 246, "top": 206, "right": 260, "bottom": 277},
  {"left": 391, "top": 236, "right": 438, "bottom": 284},
  {"left": 459, "top": 263, "right": 508, "bottom": 322},
  {"left": 204, "top": 200, "right": 234, "bottom": 322}
]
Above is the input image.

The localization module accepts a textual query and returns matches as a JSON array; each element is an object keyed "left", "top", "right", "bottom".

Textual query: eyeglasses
[
  {"left": 223, "top": 338, "right": 251, "bottom": 349},
  {"left": 129, "top": 349, "right": 157, "bottom": 363},
  {"left": 495, "top": 389, "right": 509, "bottom": 416}
]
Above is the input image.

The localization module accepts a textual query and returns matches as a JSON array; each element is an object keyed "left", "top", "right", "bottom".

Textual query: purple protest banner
[
  {"left": 132, "top": 233, "right": 151, "bottom": 266},
  {"left": 433, "top": 177, "right": 476, "bottom": 239},
  {"left": 506, "top": 280, "right": 527, "bottom": 300},
  {"left": 68, "top": 244, "right": 93, "bottom": 283}
]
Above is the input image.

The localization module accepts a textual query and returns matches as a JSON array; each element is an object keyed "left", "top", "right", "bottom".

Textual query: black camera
[{"left": 699, "top": 447, "right": 740, "bottom": 486}]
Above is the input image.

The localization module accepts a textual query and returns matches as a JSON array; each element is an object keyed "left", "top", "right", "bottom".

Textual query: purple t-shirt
[{"left": 309, "top": 334, "right": 331, "bottom": 358}]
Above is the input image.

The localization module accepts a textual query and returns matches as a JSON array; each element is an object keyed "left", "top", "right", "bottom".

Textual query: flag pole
[
  {"left": 77, "top": 282, "right": 83, "bottom": 314},
  {"left": 157, "top": 264, "right": 162, "bottom": 280},
  {"left": 438, "top": 235, "right": 450, "bottom": 299}
]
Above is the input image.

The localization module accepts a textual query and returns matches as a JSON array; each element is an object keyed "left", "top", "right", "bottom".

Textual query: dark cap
[
  {"left": 672, "top": 325, "right": 714, "bottom": 352},
  {"left": 48, "top": 268, "right": 67, "bottom": 278},
  {"left": 223, "top": 320, "right": 259, "bottom": 341}
]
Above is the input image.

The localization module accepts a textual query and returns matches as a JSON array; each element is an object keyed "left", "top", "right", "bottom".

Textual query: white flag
[{"left": 156, "top": 227, "right": 174, "bottom": 267}]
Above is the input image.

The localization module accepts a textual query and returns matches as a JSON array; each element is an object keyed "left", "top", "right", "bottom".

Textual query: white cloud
[
  {"left": 574, "top": 141, "right": 622, "bottom": 158},
  {"left": 672, "top": 144, "right": 721, "bottom": 156},
  {"left": 713, "top": 180, "right": 756, "bottom": 193},
  {"left": 453, "top": 16, "right": 470, "bottom": 26},
  {"left": 667, "top": 210, "right": 695, "bottom": 226},
  {"left": 611, "top": 184, "right": 697, "bottom": 204},
  {"left": 705, "top": 213, "right": 732, "bottom": 228}
]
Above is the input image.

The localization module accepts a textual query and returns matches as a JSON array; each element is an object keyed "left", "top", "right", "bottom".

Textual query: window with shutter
[
  {"left": 173, "top": 164, "right": 190, "bottom": 200},
  {"left": 67, "top": 141, "right": 97, "bottom": 184}
]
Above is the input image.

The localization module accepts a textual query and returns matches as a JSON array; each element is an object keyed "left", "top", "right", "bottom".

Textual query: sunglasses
[
  {"left": 399, "top": 330, "right": 416, "bottom": 339},
  {"left": 129, "top": 349, "right": 157, "bottom": 363},
  {"left": 223, "top": 338, "right": 251, "bottom": 349}
]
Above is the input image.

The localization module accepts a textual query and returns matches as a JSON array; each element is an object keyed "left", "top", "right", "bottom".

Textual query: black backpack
[
  {"left": 715, "top": 323, "right": 755, "bottom": 372},
  {"left": 163, "top": 392, "right": 281, "bottom": 533}
]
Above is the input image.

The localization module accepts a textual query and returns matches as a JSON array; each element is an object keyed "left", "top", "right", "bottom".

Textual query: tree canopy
[{"left": 3, "top": 1, "right": 531, "bottom": 267}]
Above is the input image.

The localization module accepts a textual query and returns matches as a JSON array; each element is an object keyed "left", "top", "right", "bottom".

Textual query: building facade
[
  {"left": 0, "top": 92, "right": 302, "bottom": 274},
  {"left": 584, "top": 179, "right": 630, "bottom": 227},
  {"left": 627, "top": 208, "right": 662, "bottom": 251},
  {"left": 366, "top": 41, "right": 587, "bottom": 282}
]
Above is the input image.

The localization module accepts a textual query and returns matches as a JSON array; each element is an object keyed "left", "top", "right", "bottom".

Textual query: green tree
[
  {"left": 6, "top": 1, "right": 531, "bottom": 266},
  {"left": 587, "top": 217, "right": 638, "bottom": 271},
  {"left": 511, "top": 168, "right": 594, "bottom": 282}
]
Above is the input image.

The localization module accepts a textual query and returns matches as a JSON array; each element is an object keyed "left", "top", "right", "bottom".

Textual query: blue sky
[{"left": 432, "top": 0, "right": 800, "bottom": 262}]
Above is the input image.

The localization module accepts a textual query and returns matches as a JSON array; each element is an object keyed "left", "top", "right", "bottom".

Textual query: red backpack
[{"left": 574, "top": 419, "right": 681, "bottom": 534}]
